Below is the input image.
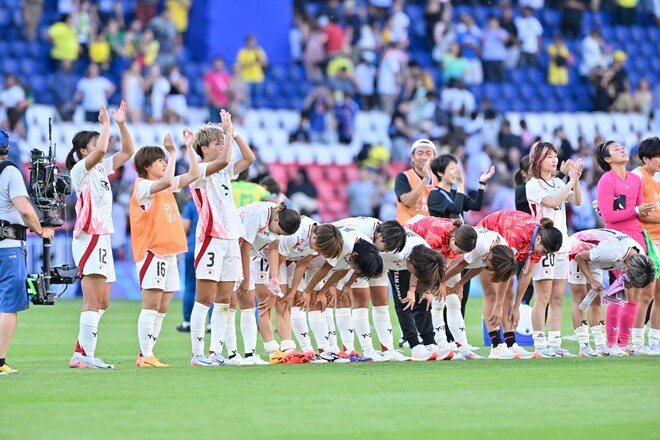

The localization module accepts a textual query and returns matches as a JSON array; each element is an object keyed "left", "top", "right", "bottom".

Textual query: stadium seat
[
  {"left": 1, "top": 57, "right": 19, "bottom": 75},
  {"left": 20, "top": 59, "right": 38, "bottom": 76}
]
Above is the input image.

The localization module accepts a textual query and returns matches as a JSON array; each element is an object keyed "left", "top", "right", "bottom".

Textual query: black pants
[
  {"left": 561, "top": 8, "right": 583, "bottom": 39},
  {"left": 483, "top": 60, "right": 504, "bottom": 82},
  {"left": 445, "top": 273, "right": 471, "bottom": 343},
  {"left": 388, "top": 269, "right": 435, "bottom": 348}
]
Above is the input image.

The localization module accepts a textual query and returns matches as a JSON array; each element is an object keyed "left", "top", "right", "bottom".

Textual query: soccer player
[
  {"left": 332, "top": 217, "right": 409, "bottom": 361},
  {"left": 130, "top": 130, "right": 200, "bottom": 367},
  {"left": 567, "top": 228, "right": 655, "bottom": 356},
  {"left": 189, "top": 110, "right": 255, "bottom": 367},
  {"left": 406, "top": 216, "right": 482, "bottom": 359},
  {"left": 67, "top": 101, "right": 134, "bottom": 369},
  {"left": 237, "top": 201, "right": 301, "bottom": 364}
]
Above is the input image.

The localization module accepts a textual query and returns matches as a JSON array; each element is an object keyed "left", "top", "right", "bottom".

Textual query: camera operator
[{"left": 0, "top": 128, "right": 54, "bottom": 375}]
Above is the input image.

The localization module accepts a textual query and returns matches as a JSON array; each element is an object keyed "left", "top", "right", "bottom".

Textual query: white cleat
[
  {"left": 364, "top": 350, "right": 388, "bottom": 362},
  {"left": 488, "top": 343, "right": 516, "bottom": 359},
  {"left": 532, "top": 348, "right": 557, "bottom": 358},
  {"left": 552, "top": 347, "right": 577, "bottom": 358},
  {"left": 510, "top": 343, "right": 534, "bottom": 359},
  {"left": 608, "top": 345, "right": 628, "bottom": 357},
  {"left": 629, "top": 345, "right": 652, "bottom": 356},
  {"left": 579, "top": 344, "right": 600, "bottom": 357},
  {"left": 448, "top": 342, "right": 458, "bottom": 352},
  {"left": 411, "top": 344, "right": 438, "bottom": 361},
  {"left": 318, "top": 352, "right": 351, "bottom": 363},
  {"left": 458, "top": 347, "right": 485, "bottom": 360},
  {"left": 69, "top": 353, "right": 115, "bottom": 369},
  {"left": 190, "top": 354, "right": 217, "bottom": 367},
  {"left": 428, "top": 344, "right": 454, "bottom": 361},
  {"left": 648, "top": 344, "right": 660, "bottom": 355},
  {"left": 451, "top": 351, "right": 465, "bottom": 360},
  {"left": 381, "top": 349, "right": 410, "bottom": 362},
  {"left": 209, "top": 352, "right": 233, "bottom": 365},
  {"left": 596, "top": 345, "right": 611, "bottom": 356},
  {"left": 244, "top": 354, "right": 270, "bottom": 365}
]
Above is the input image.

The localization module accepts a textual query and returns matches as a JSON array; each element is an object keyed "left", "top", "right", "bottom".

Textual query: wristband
[
  {"left": 478, "top": 181, "right": 486, "bottom": 186},
  {"left": 232, "top": 130, "right": 239, "bottom": 139}
]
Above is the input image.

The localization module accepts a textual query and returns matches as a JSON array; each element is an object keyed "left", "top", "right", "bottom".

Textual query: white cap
[{"left": 410, "top": 138, "right": 436, "bottom": 154}]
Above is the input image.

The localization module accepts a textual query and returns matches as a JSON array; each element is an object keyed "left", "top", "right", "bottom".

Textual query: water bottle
[
  {"left": 579, "top": 289, "right": 598, "bottom": 312},
  {"left": 268, "top": 279, "right": 284, "bottom": 298}
]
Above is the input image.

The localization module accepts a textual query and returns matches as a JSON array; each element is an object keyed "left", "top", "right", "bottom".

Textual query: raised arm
[
  {"left": 566, "top": 163, "right": 583, "bottom": 206},
  {"left": 111, "top": 100, "right": 135, "bottom": 170},
  {"left": 177, "top": 128, "right": 201, "bottom": 188},
  {"left": 84, "top": 105, "right": 110, "bottom": 171},
  {"left": 228, "top": 110, "right": 256, "bottom": 175},
  {"left": 205, "top": 110, "right": 232, "bottom": 176},
  {"left": 148, "top": 134, "right": 177, "bottom": 195}
]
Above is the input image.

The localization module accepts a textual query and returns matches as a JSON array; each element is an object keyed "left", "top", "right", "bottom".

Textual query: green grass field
[{"left": 2, "top": 297, "right": 659, "bottom": 439}]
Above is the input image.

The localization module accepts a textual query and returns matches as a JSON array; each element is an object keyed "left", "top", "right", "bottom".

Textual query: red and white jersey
[
  {"left": 278, "top": 215, "right": 318, "bottom": 261},
  {"left": 526, "top": 177, "right": 570, "bottom": 253},
  {"left": 406, "top": 216, "right": 461, "bottom": 259},
  {"left": 477, "top": 210, "right": 543, "bottom": 264},
  {"left": 328, "top": 226, "right": 372, "bottom": 271},
  {"left": 568, "top": 228, "right": 644, "bottom": 270},
  {"left": 190, "top": 161, "right": 244, "bottom": 241},
  {"left": 333, "top": 217, "right": 379, "bottom": 241},
  {"left": 381, "top": 227, "right": 430, "bottom": 271},
  {"left": 239, "top": 201, "right": 279, "bottom": 255},
  {"left": 71, "top": 157, "right": 115, "bottom": 238},
  {"left": 464, "top": 227, "right": 508, "bottom": 269}
]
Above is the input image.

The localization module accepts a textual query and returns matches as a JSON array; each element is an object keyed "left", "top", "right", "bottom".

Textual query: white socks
[
  {"left": 575, "top": 324, "right": 590, "bottom": 346},
  {"left": 335, "top": 308, "right": 355, "bottom": 352},
  {"left": 591, "top": 324, "right": 607, "bottom": 348},
  {"left": 352, "top": 308, "right": 374, "bottom": 354},
  {"left": 533, "top": 331, "right": 548, "bottom": 350},
  {"left": 446, "top": 295, "right": 468, "bottom": 348},
  {"left": 280, "top": 339, "right": 296, "bottom": 352},
  {"left": 325, "top": 308, "right": 340, "bottom": 352},
  {"left": 263, "top": 340, "right": 279, "bottom": 355},
  {"left": 225, "top": 309, "right": 237, "bottom": 357},
  {"left": 372, "top": 305, "right": 394, "bottom": 351},
  {"left": 291, "top": 306, "right": 313, "bottom": 352},
  {"left": 241, "top": 308, "right": 257, "bottom": 357},
  {"left": 209, "top": 303, "right": 229, "bottom": 355},
  {"left": 431, "top": 298, "right": 450, "bottom": 351},
  {"left": 631, "top": 328, "right": 645, "bottom": 348},
  {"left": 190, "top": 302, "right": 209, "bottom": 356},
  {"left": 78, "top": 311, "right": 99, "bottom": 358},
  {"left": 138, "top": 309, "right": 158, "bottom": 357},
  {"left": 548, "top": 330, "right": 562, "bottom": 349},
  {"left": 649, "top": 328, "right": 660, "bottom": 347},
  {"left": 308, "top": 310, "right": 330, "bottom": 352}
]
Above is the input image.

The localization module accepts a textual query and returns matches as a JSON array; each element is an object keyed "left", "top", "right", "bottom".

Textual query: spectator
[
  {"left": 519, "top": 0, "right": 544, "bottom": 9},
  {"left": 553, "top": 127, "right": 575, "bottom": 164},
  {"left": 122, "top": 19, "right": 144, "bottom": 60},
  {"left": 146, "top": 64, "right": 170, "bottom": 122},
  {"left": 22, "top": 0, "right": 44, "bottom": 41},
  {"left": 149, "top": 8, "right": 178, "bottom": 69},
  {"left": 377, "top": 43, "right": 406, "bottom": 115},
  {"left": 419, "top": 92, "right": 449, "bottom": 141},
  {"left": 579, "top": 27, "right": 609, "bottom": 77},
  {"left": 354, "top": 56, "right": 377, "bottom": 110},
  {"left": 327, "top": 53, "right": 355, "bottom": 77},
  {"left": 611, "top": 80, "right": 636, "bottom": 112},
  {"left": 390, "top": 0, "right": 410, "bottom": 46},
  {"left": 89, "top": 31, "right": 111, "bottom": 70},
  {"left": 289, "top": 14, "right": 305, "bottom": 64},
  {"left": 166, "top": 0, "right": 192, "bottom": 42},
  {"left": 303, "top": 21, "right": 327, "bottom": 81},
  {"left": 514, "top": 155, "right": 532, "bottom": 214},
  {"left": 138, "top": 28, "right": 160, "bottom": 68},
  {"left": 96, "top": 0, "right": 124, "bottom": 26},
  {"left": 357, "top": 18, "right": 381, "bottom": 63},
  {"left": 229, "top": 64, "right": 249, "bottom": 118},
  {"left": 121, "top": 59, "right": 146, "bottom": 122},
  {"left": 259, "top": 176, "right": 290, "bottom": 206},
  {"left": 515, "top": 6, "right": 543, "bottom": 67},
  {"left": 328, "top": 67, "right": 358, "bottom": 96},
  {"left": 347, "top": 167, "right": 378, "bottom": 217},
  {"left": 441, "top": 43, "right": 468, "bottom": 84},
  {"left": 616, "top": 0, "right": 638, "bottom": 25},
  {"left": 74, "top": 63, "right": 115, "bottom": 123},
  {"left": 633, "top": 77, "right": 653, "bottom": 116},
  {"left": 334, "top": 92, "right": 360, "bottom": 144},
  {"left": 343, "top": 1, "right": 363, "bottom": 52},
  {"left": 289, "top": 116, "right": 312, "bottom": 143},
  {"left": 320, "top": 15, "right": 345, "bottom": 58},
  {"left": 481, "top": 16, "right": 508, "bottom": 82},
  {"left": 164, "top": 65, "right": 188, "bottom": 123},
  {"left": 561, "top": 0, "right": 589, "bottom": 38},
  {"left": 498, "top": 119, "right": 522, "bottom": 151},
  {"left": 389, "top": 101, "right": 419, "bottom": 162},
  {"left": 0, "top": 76, "right": 28, "bottom": 139},
  {"left": 232, "top": 169, "right": 272, "bottom": 207},
  {"left": 500, "top": 5, "right": 520, "bottom": 68},
  {"left": 318, "top": 0, "right": 341, "bottom": 21},
  {"left": 74, "top": 0, "right": 98, "bottom": 54},
  {"left": 51, "top": 60, "right": 78, "bottom": 121},
  {"left": 548, "top": 35, "right": 572, "bottom": 85},
  {"left": 47, "top": 14, "right": 80, "bottom": 64},
  {"left": 440, "top": 79, "right": 477, "bottom": 128},
  {"left": 287, "top": 169, "right": 319, "bottom": 217},
  {"left": 430, "top": 1, "right": 455, "bottom": 62},
  {"left": 456, "top": 13, "right": 483, "bottom": 85},
  {"left": 520, "top": 119, "right": 536, "bottom": 150},
  {"left": 236, "top": 34, "right": 268, "bottom": 102},
  {"left": 136, "top": 0, "right": 158, "bottom": 27},
  {"left": 203, "top": 56, "right": 232, "bottom": 124},
  {"left": 302, "top": 83, "right": 335, "bottom": 143},
  {"left": 105, "top": 18, "right": 126, "bottom": 62}
]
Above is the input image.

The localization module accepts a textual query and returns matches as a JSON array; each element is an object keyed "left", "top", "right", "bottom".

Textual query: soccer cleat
[
  {"left": 138, "top": 356, "right": 170, "bottom": 367},
  {"left": 318, "top": 351, "right": 351, "bottom": 363},
  {"left": 552, "top": 347, "right": 577, "bottom": 358},
  {"left": 607, "top": 345, "right": 628, "bottom": 357},
  {"left": 70, "top": 353, "right": 115, "bottom": 369},
  {"left": 579, "top": 345, "right": 600, "bottom": 357},
  {"left": 648, "top": 344, "right": 660, "bottom": 355},
  {"left": 510, "top": 343, "right": 534, "bottom": 359},
  {"left": 348, "top": 351, "right": 373, "bottom": 362},
  {"left": 176, "top": 322, "right": 191, "bottom": 332},
  {"left": 380, "top": 350, "right": 410, "bottom": 362},
  {"left": 227, "top": 355, "right": 253, "bottom": 366},
  {"left": 451, "top": 351, "right": 465, "bottom": 361},
  {"left": 364, "top": 350, "right": 389, "bottom": 362},
  {"left": 210, "top": 352, "right": 231, "bottom": 365},
  {"left": 459, "top": 348, "right": 485, "bottom": 360},
  {"left": 135, "top": 353, "right": 143, "bottom": 367},
  {"left": 310, "top": 354, "right": 330, "bottom": 364},
  {"left": 190, "top": 354, "right": 217, "bottom": 366},
  {"left": 0, "top": 364, "right": 18, "bottom": 375},
  {"left": 629, "top": 346, "right": 653, "bottom": 356},
  {"left": 488, "top": 343, "right": 516, "bottom": 360},
  {"left": 281, "top": 352, "right": 310, "bottom": 364},
  {"left": 245, "top": 354, "right": 270, "bottom": 365},
  {"left": 596, "top": 345, "right": 611, "bottom": 356},
  {"left": 411, "top": 344, "right": 438, "bottom": 361},
  {"left": 448, "top": 342, "right": 458, "bottom": 352},
  {"left": 428, "top": 344, "right": 454, "bottom": 361},
  {"left": 531, "top": 348, "right": 557, "bottom": 358},
  {"left": 269, "top": 350, "right": 289, "bottom": 364},
  {"left": 336, "top": 351, "right": 351, "bottom": 360}
]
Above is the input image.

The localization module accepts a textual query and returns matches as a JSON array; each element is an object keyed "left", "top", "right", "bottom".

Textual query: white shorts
[
  {"left": 195, "top": 237, "right": 241, "bottom": 282},
  {"left": 249, "top": 256, "right": 288, "bottom": 291},
  {"left": 533, "top": 252, "right": 569, "bottom": 281},
  {"left": 137, "top": 252, "right": 180, "bottom": 291},
  {"left": 72, "top": 232, "right": 116, "bottom": 282},
  {"left": 568, "top": 260, "right": 603, "bottom": 286},
  {"left": 340, "top": 271, "right": 390, "bottom": 289},
  {"left": 284, "top": 261, "right": 308, "bottom": 291}
]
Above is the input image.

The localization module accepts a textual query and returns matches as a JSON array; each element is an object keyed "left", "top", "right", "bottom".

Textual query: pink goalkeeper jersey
[{"left": 71, "top": 157, "right": 115, "bottom": 238}]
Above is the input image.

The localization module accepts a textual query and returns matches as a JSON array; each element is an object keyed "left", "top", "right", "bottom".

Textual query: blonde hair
[{"left": 193, "top": 125, "right": 225, "bottom": 158}]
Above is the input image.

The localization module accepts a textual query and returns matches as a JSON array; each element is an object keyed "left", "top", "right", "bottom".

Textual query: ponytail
[
  {"left": 451, "top": 223, "right": 477, "bottom": 253},
  {"left": 539, "top": 218, "right": 555, "bottom": 229},
  {"left": 274, "top": 203, "right": 301, "bottom": 235},
  {"left": 537, "top": 218, "right": 562, "bottom": 253},
  {"left": 66, "top": 130, "right": 100, "bottom": 170}
]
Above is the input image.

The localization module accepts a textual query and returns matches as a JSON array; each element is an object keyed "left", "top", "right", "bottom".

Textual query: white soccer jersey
[
  {"left": 381, "top": 227, "right": 430, "bottom": 271},
  {"left": 333, "top": 217, "right": 379, "bottom": 241},
  {"left": 239, "top": 201, "right": 279, "bottom": 254},
  {"left": 190, "top": 161, "right": 245, "bottom": 242},
  {"left": 278, "top": 215, "right": 318, "bottom": 261},
  {"left": 327, "top": 227, "right": 372, "bottom": 271},
  {"left": 71, "top": 156, "right": 115, "bottom": 238},
  {"left": 463, "top": 227, "right": 508, "bottom": 269},
  {"left": 569, "top": 228, "right": 644, "bottom": 271},
  {"left": 526, "top": 177, "right": 571, "bottom": 253}
]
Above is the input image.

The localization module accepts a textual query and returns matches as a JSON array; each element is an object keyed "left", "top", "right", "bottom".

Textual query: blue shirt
[{"left": 181, "top": 198, "right": 198, "bottom": 251}]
